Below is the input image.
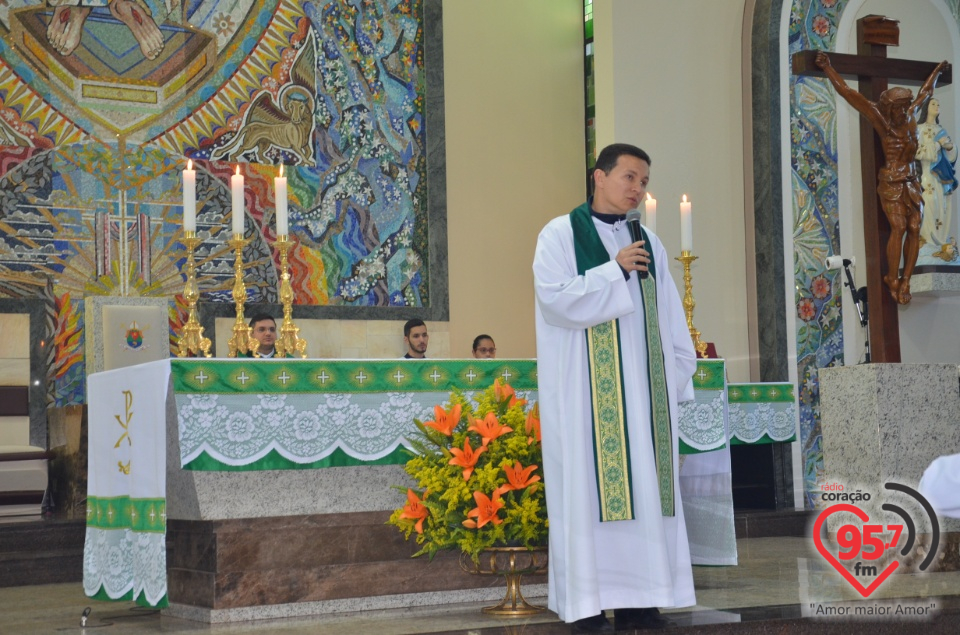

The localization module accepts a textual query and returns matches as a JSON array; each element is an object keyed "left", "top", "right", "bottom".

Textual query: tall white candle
[
  {"left": 231, "top": 166, "right": 244, "bottom": 236},
  {"left": 680, "top": 194, "right": 693, "bottom": 252},
  {"left": 644, "top": 193, "right": 657, "bottom": 235},
  {"left": 275, "top": 165, "right": 288, "bottom": 237},
  {"left": 182, "top": 159, "right": 196, "bottom": 233}
]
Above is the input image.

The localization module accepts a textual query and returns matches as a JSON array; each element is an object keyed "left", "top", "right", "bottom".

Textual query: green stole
[{"left": 570, "top": 203, "right": 675, "bottom": 520}]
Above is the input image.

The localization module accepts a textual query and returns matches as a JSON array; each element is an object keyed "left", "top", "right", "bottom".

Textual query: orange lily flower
[
  {"left": 525, "top": 403, "right": 541, "bottom": 445},
  {"left": 504, "top": 460, "right": 541, "bottom": 491},
  {"left": 399, "top": 489, "right": 430, "bottom": 534},
  {"left": 493, "top": 378, "right": 527, "bottom": 409},
  {"left": 467, "top": 412, "right": 513, "bottom": 446},
  {"left": 423, "top": 403, "right": 461, "bottom": 436},
  {"left": 462, "top": 490, "right": 505, "bottom": 528},
  {"left": 449, "top": 438, "right": 486, "bottom": 480}
]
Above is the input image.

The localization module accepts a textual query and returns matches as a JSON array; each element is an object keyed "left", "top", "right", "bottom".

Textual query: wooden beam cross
[{"left": 792, "top": 15, "right": 952, "bottom": 363}]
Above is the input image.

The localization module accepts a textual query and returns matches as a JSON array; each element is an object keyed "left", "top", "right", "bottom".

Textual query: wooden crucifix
[{"left": 792, "top": 15, "right": 952, "bottom": 364}]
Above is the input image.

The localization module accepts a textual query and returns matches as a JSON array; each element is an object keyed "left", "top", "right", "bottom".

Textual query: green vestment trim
[
  {"left": 570, "top": 202, "right": 674, "bottom": 519},
  {"left": 637, "top": 244, "right": 675, "bottom": 516},
  {"left": 86, "top": 496, "right": 166, "bottom": 532},
  {"left": 182, "top": 446, "right": 410, "bottom": 470},
  {"left": 88, "top": 587, "right": 170, "bottom": 609}
]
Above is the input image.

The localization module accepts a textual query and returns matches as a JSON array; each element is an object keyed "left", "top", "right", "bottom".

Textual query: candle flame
[
  {"left": 187, "top": 159, "right": 193, "bottom": 170},
  {"left": 682, "top": 194, "right": 688, "bottom": 203},
  {"left": 279, "top": 164, "right": 284, "bottom": 178},
  {"left": 235, "top": 166, "right": 240, "bottom": 176},
  {"left": 646, "top": 193, "right": 652, "bottom": 201}
]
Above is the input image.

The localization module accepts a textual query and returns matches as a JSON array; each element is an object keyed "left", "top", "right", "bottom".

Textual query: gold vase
[{"left": 459, "top": 546, "right": 548, "bottom": 616}]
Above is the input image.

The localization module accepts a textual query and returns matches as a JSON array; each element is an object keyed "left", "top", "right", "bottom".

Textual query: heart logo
[{"left": 812, "top": 503, "right": 899, "bottom": 598}]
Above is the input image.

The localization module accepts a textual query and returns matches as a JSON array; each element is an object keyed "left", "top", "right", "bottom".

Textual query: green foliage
[{"left": 387, "top": 381, "right": 548, "bottom": 562}]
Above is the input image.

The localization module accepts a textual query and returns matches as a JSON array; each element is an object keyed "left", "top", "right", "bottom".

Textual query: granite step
[
  {"left": 0, "top": 518, "right": 84, "bottom": 587},
  {"left": 0, "top": 549, "right": 84, "bottom": 587}
]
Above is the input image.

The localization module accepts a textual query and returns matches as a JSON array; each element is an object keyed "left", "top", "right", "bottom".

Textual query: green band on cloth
[
  {"left": 182, "top": 446, "right": 410, "bottom": 470},
  {"left": 88, "top": 586, "right": 169, "bottom": 608},
  {"left": 86, "top": 496, "right": 166, "bottom": 533},
  {"left": 730, "top": 432, "right": 796, "bottom": 445},
  {"left": 691, "top": 360, "right": 726, "bottom": 390},
  {"left": 679, "top": 438, "right": 725, "bottom": 454},
  {"left": 171, "top": 359, "right": 537, "bottom": 394},
  {"left": 727, "top": 383, "right": 795, "bottom": 403}
]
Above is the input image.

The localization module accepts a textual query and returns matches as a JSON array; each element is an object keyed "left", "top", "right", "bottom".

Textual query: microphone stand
[{"left": 841, "top": 260, "right": 870, "bottom": 363}]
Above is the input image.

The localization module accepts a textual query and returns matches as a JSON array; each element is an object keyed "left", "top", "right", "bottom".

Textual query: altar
[{"left": 83, "top": 357, "right": 796, "bottom": 622}]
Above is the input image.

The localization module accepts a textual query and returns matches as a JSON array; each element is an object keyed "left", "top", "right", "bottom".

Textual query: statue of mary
[{"left": 916, "top": 97, "right": 958, "bottom": 249}]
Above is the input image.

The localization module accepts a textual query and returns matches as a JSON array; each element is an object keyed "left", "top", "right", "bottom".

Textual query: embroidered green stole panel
[{"left": 570, "top": 203, "right": 674, "bottom": 519}]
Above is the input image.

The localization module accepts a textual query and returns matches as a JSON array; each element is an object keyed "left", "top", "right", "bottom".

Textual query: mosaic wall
[
  {"left": 788, "top": 0, "right": 960, "bottom": 507},
  {"left": 0, "top": 1, "right": 429, "bottom": 407},
  {"left": 788, "top": 0, "right": 848, "bottom": 510}
]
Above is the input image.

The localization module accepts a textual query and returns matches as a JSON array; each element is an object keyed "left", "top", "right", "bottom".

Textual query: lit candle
[
  {"left": 680, "top": 194, "right": 693, "bottom": 252},
  {"left": 231, "top": 166, "right": 244, "bottom": 236},
  {"left": 644, "top": 193, "right": 657, "bottom": 235},
  {"left": 182, "top": 159, "right": 196, "bottom": 233},
  {"left": 275, "top": 165, "right": 288, "bottom": 237}
]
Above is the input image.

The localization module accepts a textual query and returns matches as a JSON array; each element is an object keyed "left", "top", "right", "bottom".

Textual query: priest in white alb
[{"left": 533, "top": 143, "right": 697, "bottom": 633}]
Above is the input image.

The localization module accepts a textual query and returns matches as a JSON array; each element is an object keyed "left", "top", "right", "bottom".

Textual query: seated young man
[
  {"left": 248, "top": 313, "right": 279, "bottom": 358},
  {"left": 402, "top": 319, "right": 428, "bottom": 359}
]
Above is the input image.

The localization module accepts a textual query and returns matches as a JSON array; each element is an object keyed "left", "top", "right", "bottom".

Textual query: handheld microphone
[{"left": 625, "top": 210, "right": 648, "bottom": 279}]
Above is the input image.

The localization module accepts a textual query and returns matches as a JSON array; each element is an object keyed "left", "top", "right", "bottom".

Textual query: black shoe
[
  {"left": 571, "top": 612, "right": 614, "bottom": 633},
  {"left": 613, "top": 607, "right": 671, "bottom": 630}
]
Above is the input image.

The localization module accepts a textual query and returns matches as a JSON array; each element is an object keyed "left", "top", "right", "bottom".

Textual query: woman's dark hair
[{"left": 472, "top": 334, "right": 494, "bottom": 351}]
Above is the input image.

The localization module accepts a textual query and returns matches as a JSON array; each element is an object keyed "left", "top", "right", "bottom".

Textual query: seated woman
[{"left": 472, "top": 334, "right": 496, "bottom": 359}]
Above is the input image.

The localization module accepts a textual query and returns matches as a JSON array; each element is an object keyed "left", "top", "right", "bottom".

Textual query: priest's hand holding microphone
[{"left": 614, "top": 209, "right": 650, "bottom": 278}]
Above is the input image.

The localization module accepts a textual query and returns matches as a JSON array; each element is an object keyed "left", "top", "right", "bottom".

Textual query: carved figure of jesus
[{"left": 816, "top": 51, "right": 948, "bottom": 304}]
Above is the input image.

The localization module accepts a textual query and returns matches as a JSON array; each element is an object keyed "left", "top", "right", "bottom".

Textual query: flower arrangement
[{"left": 388, "top": 379, "right": 547, "bottom": 562}]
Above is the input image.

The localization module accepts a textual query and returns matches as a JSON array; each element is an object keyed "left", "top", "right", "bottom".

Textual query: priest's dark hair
[
  {"left": 594, "top": 143, "right": 651, "bottom": 175},
  {"left": 403, "top": 318, "right": 426, "bottom": 338},
  {"left": 248, "top": 313, "right": 276, "bottom": 328}
]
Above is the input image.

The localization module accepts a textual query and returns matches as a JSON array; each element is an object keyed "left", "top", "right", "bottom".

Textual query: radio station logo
[{"left": 812, "top": 481, "right": 939, "bottom": 598}]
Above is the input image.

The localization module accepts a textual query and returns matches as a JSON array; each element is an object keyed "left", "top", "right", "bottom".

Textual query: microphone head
[{"left": 626, "top": 209, "right": 643, "bottom": 223}]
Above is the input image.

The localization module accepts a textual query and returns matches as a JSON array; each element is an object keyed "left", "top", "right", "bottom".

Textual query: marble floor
[{"left": 4, "top": 536, "right": 960, "bottom": 634}]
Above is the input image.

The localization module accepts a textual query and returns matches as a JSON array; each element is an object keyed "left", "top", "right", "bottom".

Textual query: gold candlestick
[
  {"left": 176, "top": 232, "right": 212, "bottom": 358},
  {"left": 675, "top": 250, "right": 709, "bottom": 358},
  {"left": 227, "top": 233, "right": 259, "bottom": 357},
  {"left": 273, "top": 235, "right": 308, "bottom": 358}
]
